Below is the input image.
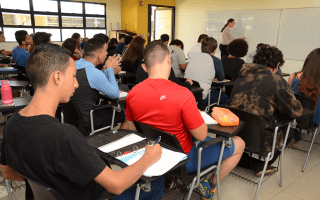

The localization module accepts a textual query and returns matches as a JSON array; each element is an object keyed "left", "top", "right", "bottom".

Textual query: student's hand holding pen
[{"left": 143, "top": 143, "right": 162, "bottom": 165}]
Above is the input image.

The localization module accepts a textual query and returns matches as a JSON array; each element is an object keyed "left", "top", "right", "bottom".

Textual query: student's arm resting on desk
[
  {"left": 94, "top": 144, "right": 162, "bottom": 195},
  {"left": 182, "top": 90, "right": 207, "bottom": 141},
  {"left": 275, "top": 78, "right": 303, "bottom": 118},
  {"left": 212, "top": 57, "right": 225, "bottom": 81},
  {"left": 0, "top": 50, "right": 12, "bottom": 56},
  {"left": 177, "top": 48, "right": 188, "bottom": 70}
]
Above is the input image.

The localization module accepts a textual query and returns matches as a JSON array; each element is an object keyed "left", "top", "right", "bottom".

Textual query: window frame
[{"left": 0, "top": 0, "right": 107, "bottom": 42}]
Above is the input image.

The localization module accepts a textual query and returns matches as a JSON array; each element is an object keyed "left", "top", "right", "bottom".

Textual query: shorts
[{"left": 186, "top": 136, "right": 235, "bottom": 173}]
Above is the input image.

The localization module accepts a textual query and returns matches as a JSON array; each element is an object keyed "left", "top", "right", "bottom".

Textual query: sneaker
[
  {"left": 198, "top": 180, "right": 214, "bottom": 200},
  {"left": 288, "top": 140, "right": 300, "bottom": 149}
]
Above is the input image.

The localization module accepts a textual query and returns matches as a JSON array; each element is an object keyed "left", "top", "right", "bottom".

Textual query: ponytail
[
  {"left": 221, "top": 24, "right": 228, "bottom": 32},
  {"left": 221, "top": 18, "right": 235, "bottom": 32}
]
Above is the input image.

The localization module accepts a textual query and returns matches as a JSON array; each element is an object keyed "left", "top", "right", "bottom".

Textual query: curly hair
[
  {"left": 299, "top": 48, "right": 320, "bottom": 110},
  {"left": 253, "top": 44, "right": 285, "bottom": 68},
  {"left": 227, "top": 39, "right": 248, "bottom": 58}
]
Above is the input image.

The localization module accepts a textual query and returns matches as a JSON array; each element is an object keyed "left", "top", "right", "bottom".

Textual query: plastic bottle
[{"left": 1, "top": 80, "right": 13, "bottom": 105}]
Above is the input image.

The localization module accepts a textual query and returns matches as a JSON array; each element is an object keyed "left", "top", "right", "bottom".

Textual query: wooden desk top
[{"left": 208, "top": 121, "right": 245, "bottom": 137}]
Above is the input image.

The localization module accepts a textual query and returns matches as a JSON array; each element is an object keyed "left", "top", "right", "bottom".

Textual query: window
[{"left": 0, "top": 0, "right": 107, "bottom": 42}]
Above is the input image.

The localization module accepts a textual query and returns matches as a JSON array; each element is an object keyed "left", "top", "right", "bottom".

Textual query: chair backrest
[
  {"left": 223, "top": 106, "right": 267, "bottom": 156},
  {"left": 295, "top": 94, "right": 314, "bottom": 129},
  {"left": 21, "top": 175, "right": 66, "bottom": 200},
  {"left": 60, "top": 100, "right": 89, "bottom": 136},
  {"left": 133, "top": 121, "right": 183, "bottom": 152}
]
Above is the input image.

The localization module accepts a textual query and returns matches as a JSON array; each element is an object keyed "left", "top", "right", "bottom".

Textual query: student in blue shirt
[
  {"left": 116, "top": 34, "right": 126, "bottom": 54},
  {"left": 71, "top": 38, "right": 129, "bottom": 134},
  {"left": 288, "top": 48, "right": 320, "bottom": 148},
  {"left": 12, "top": 30, "right": 33, "bottom": 68}
]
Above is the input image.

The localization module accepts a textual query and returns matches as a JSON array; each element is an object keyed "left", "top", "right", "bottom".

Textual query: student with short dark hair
[
  {"left": 62, "top": 38, "right": 83, "bottom": 60},
  {"left": 0, "top": 43, "right": 164, "bottom": 200},
  {"left": 116, "top": 34, "right": 126, "bottom": 54},
  {"left": 185, "top": 37, "right": 228, "bottom": 105},
  {"left": 168, "top": 39, "right": 188, "bottom": 77},
  {"left": 93, "top": 33, "right": 109, "bottom": 44},
  {"left": 0, "top": 31, "right": 12, "bottom": 64},
  {"left": 187, "top": 34, "right": 208, "bottom": 59},
  {"left": 71, "top": 38, "right": 127, "bottom": 134},
  {"left": 160, "top": 34, "right": 170, "bottom": 46},
  {"left": 32, "top": 32, "right": 52, "bottom": 46},
  {"left": 107, "top": 38, "right": 118, "bottom": 58},
  {"left": 221, "top": 39, "right": 248, "bottom": 81},
  {"left": 12, "top": 30, "right": 33, "bottom": 68},
  {"left": 126, "top": 40, "right": 245, "bottom": 199},
  {"left": 80, "top": 37, "right": 89, "bottom": 50},
  {"left": 122, "top": 35, "right": 133, "bottom": 55}
]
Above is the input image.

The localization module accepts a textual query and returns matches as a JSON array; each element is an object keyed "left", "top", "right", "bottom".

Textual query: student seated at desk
[
  {"left": 62, "top": 38, "right": 83, "bottom": 61},
  {"left": 185, "top": 37, "right": 228, "bottom": 106},
  {"left": 221, "top": 39, "right": 248, "bottom": 81},
  {"left": 122, "top": 36, "right": 133, "bottom": 55},
  {"left": 121, "top": 36, "right": 145, "bottom": 73},
  {"left": 33, "top": 32, "right": 52, "bottom": 46},
  {"left": 287, "top": 48, "right": 320, "bottom": 149},
  {"left": 107, "top": 38, "right": 118, "bottom": 58},
  {"left": 126, "top": 40, "right": 245, "bottom": 199},
  {"left": 116, "top": 34, "right": 126, "bottom": 54},
  {"left": 0, "top": 43, "right": 164, "bottom": 200},
  {"left": 187, "top": 34, "right": 208, "bottom": 60},
  {"left": 135, "top": 40, "right": 193, "bottom": 90},
  {"left": 71, "top": 38, "right": 128, "bottom": 133},
  {"left": 168, "top": 39, "right": 188, "bottom": 78},
  {"left": 228, "top": 44, "right": 302, "bottom": 176},
  {"left": 0, "top": 31, "right": 12, "bottom": 64},
  {"left": 12, "top": 30, "right": 34, "bottom": 68}
]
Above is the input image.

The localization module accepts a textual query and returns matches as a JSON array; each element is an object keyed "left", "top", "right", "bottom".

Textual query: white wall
[{"left": 175, "top": 0, "right": 320, "bottom": 77}]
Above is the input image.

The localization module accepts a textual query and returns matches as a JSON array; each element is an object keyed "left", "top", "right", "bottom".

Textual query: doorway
[{"left": 148, "top": 5, "right": 175, "bottom": 43}]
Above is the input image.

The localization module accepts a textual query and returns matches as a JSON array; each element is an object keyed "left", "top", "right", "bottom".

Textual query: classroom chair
[
  {"left": 17, "top": 172, "right": 115, "bottom": 200},
  {"left": 293, "top": 94, "right": 320, "bottom": 172},
  {"left": 133, "top": 121, "right": 228, "bottom": 200},
  {"left": 224, "top": 106, "right": 292, "bottom": 200},
  {"left": 60, "top": 100, "right": 117, "bottom": 137}
]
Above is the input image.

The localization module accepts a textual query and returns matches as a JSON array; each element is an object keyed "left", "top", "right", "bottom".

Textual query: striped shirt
[{"left": 221, "top": 26, "right": 234, "bottom": 45}]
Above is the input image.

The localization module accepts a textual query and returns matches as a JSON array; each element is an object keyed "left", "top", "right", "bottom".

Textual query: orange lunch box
[{"left": 211, "top": 107, "right": 239, "bottom": 126}]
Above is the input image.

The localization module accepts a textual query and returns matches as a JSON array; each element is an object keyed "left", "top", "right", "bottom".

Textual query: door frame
[{"left": 148, "top": 4, "right": 175, "bottom": 43}]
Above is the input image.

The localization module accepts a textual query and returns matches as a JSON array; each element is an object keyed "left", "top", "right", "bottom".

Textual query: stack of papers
[
  {"left": 201, "top": 111, "right": 218, "bottom": 124},
  {"left": 98, "top": 134, "right": 145, "bottom": 153},
  {"left": 117, "top": 147, "right": 187, "bottom": 177}
]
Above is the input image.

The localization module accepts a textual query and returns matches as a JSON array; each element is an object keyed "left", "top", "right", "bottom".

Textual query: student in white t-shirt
[
  {"left": 167, "top": 39, "right": 188, "bottom": 77},
  {"left": 0, "top": 31, "right": 12, "bottom": 64},
  {"left": 187, "top": 34, "right": 208, "bottom": 60}
]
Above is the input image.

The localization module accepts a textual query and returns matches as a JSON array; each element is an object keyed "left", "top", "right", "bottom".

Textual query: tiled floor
[{"left": 1, "top": 130, "right": 320, "bottom": 199}]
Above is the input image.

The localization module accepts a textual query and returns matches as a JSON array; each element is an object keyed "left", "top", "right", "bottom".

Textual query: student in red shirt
[{"left": 126, "top": 40, "right": 245, "bottom": 198}]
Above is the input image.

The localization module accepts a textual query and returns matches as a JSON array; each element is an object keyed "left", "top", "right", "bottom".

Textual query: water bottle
[{"left": 1, "top": 80, "right": 13, "bottom": 105}]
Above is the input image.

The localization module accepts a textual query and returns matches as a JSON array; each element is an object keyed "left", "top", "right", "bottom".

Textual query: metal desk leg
[
  {"left": 134, "top": 184, "right": 140, "bottom": 200},
  {"left": 5, "top": 180, "right": 12, "bottom": 200}
]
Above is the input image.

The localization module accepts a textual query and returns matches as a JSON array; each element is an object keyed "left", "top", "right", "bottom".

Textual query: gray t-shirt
[
  {"left": 168, "top": 45, "right": 187, "bottom": 77},
  {"left": 185, "top": 52, "right": 215, "bottom": 99}
]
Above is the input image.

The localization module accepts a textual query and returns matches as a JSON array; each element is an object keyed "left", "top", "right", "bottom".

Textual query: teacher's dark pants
[{"left": 219, "top": 44, "right": 229, "bottom": 58}]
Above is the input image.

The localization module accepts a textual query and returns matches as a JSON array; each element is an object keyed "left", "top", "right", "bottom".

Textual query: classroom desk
[
  {"left": 116, "top": 71, "right": 136, "bottom": 84},
  {"left": 87, "top": 129, "right": 189, "bottom": 182},
  {"left": 190, "top": 86, "right": 203, "bottom": 94},
  {"left": 0, "top": 96, "right": 32, "bottom": 113},
  {"left": 0, "top": 80, "right": 30, "bottom": 90},
  {"left": 0, "top": 67, "right": 22, "bottom": 75},
  {"left": 211, "top": 80, "right": 235, "bottom": 88},
  {"left": 208, "top": 121, "right": 245, "bottom": 138},
  {"left": 280, "top": 73, "right": 290, "bottom": 77},
  {"left": 99, "top": 92, "right": 127, "bottom": 105}
]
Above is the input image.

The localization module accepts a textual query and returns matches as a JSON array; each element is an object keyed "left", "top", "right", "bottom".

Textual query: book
[{"left": 201, "top": 111, "right": 218, "bottom": 124}]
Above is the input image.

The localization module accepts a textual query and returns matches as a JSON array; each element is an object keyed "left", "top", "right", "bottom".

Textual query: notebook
[
  {"left": 201, "top": 111, "right": 218, "bottom": 124},
  {"left": 117, "top": 147, "right": 187, "bottom": 177},
  {"left": 98, "top": 134, "right": 145, "bottom": 153}
]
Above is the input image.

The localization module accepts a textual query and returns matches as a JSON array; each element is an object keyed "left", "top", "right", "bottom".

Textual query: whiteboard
[
  {"left": 206, "top": 10, "right": 281, "bottom": 55},
  {"left": 277, "top": 7, "right": 320, "bottom": 60}
]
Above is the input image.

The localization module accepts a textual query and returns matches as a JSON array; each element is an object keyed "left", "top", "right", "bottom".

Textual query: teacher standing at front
[{"left": 219, "top": 18, "right": 246, "bottom": 58}]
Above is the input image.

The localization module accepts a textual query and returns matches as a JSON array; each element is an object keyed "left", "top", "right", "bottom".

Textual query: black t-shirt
[
  {"left": 221, "top": 56, "right": 245, "bottom": 81},
  {"left": 0, "top": 112, "right": 106, "bottom": 200}
]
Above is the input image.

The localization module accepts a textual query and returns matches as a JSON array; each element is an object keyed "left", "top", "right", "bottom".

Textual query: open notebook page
[
  {"left": 201, "top": 111, "right": 218, "bottom": 124},
  {"left": 98, "top": 134, "right": 145, "bottom": 153}
]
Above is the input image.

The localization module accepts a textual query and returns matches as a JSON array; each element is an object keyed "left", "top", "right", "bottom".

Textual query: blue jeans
[
  {"left": 111, "top": 177, "right": 164, "bottom": 200},
  {"left": 186, "top": 137, "right": 235, "bottom": 173},
  {"left": 293, "top": 128, "right": 302, "bottom": 141},
  {"left": 203, "top": 89, "right": 229, "bottom": 106}
]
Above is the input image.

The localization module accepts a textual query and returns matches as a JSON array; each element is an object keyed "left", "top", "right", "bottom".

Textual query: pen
[{"left": 153, "top": 136, "right": 161, "bottom": 145}]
